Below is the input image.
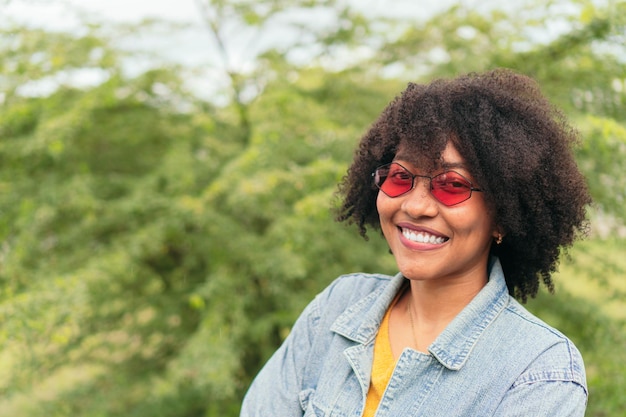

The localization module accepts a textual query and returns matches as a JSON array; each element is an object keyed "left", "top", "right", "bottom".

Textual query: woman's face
[{"left": 376, "top": 142, "right": 498, "bottom": 285}]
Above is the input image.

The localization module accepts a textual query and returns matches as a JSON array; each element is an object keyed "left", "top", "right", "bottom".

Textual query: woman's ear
[{"left": 492, "top": 227, "right": 504, "bottom": 245}]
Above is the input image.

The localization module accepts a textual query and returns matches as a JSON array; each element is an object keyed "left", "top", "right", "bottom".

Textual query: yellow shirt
[{"left": 361, "top": 299, "right": 397, "bottom": 417}]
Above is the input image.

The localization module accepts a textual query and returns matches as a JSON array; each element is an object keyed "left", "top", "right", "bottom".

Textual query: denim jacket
[{"left": 241, "top": 258, "right": 587, "bottom": 416}]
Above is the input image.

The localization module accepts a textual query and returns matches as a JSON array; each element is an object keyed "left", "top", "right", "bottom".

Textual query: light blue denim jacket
[{"left": 241, "top": 258, "right": 587, "bottom": 416}]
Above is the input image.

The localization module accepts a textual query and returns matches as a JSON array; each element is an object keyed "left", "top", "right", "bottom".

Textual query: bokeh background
[{"left": 1, "top": 0, "right": 625, "bottom": 415}]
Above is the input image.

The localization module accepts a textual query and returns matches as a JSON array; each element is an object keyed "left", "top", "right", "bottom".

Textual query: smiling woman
[
  {"left": 375, "top": 143, "right": 497, "bottom": 323},
  {"left": 240, "top": 69, "right": 592, "bottom": 417}
]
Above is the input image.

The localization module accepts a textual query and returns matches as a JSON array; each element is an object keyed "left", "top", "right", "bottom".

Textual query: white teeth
[{"left": 402, "top": 228, "right": 446, "bottom": 244}]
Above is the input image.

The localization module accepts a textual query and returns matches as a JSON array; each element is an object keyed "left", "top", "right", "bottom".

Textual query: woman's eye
[
  {"left": 447, "top": 180, "right": 468, "bottom": 188},
  {"left": 434, "top": 173, "right": 471, "bottom": 191},
  {"left": 390, "top": 171, "right": 412, "bottom": 182}
]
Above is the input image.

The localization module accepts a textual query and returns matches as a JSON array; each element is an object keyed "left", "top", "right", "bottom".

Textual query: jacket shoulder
[
  {"left": 324, "top": 272, "right": 394, "bottom": 299},
  {"left": 502, "top": 299, "right": 587, "bottom": 391},
  {"left": 303, "top": 272, "right": 395, "bottom": 337}
]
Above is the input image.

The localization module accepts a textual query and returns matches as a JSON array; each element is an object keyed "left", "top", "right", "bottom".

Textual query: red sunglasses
[{"left": 373, "top": 162, "right": 482, "bottom": 206}]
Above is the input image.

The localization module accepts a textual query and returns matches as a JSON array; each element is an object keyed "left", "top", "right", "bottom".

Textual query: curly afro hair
[{"left": 336, "top": 68, "right": 592, "bottom": 302}]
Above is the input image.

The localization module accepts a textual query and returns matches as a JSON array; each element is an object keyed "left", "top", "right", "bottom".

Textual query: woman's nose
[{"left": 400, "top": 177, "right": 439, "bottom": 217}]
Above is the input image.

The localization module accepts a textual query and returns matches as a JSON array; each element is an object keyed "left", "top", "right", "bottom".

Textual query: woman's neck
[
  {"left": 408, "top": 274, "right": 486, "bottom": 327},
  {"left": 389, "top": 273, "right": 487, "bottom": 356}
]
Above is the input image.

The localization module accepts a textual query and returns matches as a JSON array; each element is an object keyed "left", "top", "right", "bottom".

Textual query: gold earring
[{"left": 495, "top": 234, "right": 503, "bottom": 245}]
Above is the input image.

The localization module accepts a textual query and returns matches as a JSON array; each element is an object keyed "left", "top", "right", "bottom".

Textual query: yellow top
[{"left": 361, "top": 299, "right": 397, "bottom": 417}]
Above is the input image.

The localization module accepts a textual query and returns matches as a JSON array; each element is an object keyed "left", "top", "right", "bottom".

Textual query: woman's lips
[
  {"left": 397, "top": 223, "right": 449, "bottom": 247},
  {"left": 400, "top": 227, "right": 448, "bottom": 244}
]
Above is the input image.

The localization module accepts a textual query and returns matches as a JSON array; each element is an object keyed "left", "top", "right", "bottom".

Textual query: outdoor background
[{"left": 1, "top": 0, "right": 625, "bottom": 416}]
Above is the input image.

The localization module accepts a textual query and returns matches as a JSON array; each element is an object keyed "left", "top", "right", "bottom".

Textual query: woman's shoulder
[
  {"left": 499, "top": 298, "right": 586, "bottom": 389},
  {"left": 328, "top": 272, "right": 395, "bottom": 292},
  {"left": 316, "top": 272, "right": 398, "bottom": 308},
  {"left": 503, "top": 298, "right": 578, "bottom": 346},
  {"left": 303, "top": 272, "right": 399, "bottom": 331}
]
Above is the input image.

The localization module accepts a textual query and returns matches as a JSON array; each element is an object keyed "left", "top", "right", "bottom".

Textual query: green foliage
[
  {"left": 0, "top": 24, "right": 234, "bottom": 415},
  {"left": 575, "top": 115, "right": 626, "bottom": 226},
  {"left": 1, "top": 1, "right": 625, "bottom": 416}
]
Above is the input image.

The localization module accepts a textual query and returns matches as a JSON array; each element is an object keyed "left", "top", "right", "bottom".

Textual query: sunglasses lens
[
  {"left": 374, "top": 165, "right": 477, "bottom": 205},
  {"left": 376, "top": 164, "right": 413, "bottom": 197},
  {"left": 431, "top": 171, "right": 473, "bottom": 205}
]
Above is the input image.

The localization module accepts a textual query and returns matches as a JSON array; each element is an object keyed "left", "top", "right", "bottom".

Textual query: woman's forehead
[{"left": 394, "top": 140, "right": 467, "bottom": 169}]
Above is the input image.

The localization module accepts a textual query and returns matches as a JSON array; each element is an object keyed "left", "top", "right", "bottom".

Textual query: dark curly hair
[{"left": 336, "top": 68, "right": 592, "bottom": 302}]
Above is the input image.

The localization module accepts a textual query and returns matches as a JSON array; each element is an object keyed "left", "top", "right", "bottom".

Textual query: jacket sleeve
[{"left": 240, "top": 296, "right": 322, "bottom": 417}]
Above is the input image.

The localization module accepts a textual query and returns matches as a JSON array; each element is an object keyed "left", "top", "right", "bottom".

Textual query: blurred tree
[
  {"left": 0, "top": 14, "right": 398, "bottom": 416},
  {"left": 0, "top": 23, "right": 239, "bottom": 416},
  {"left": 195, "top": 0, "right": 376, "bottom": 144},
  {"left": 0, "top": 0, "right": 625, "bottom": 416}
]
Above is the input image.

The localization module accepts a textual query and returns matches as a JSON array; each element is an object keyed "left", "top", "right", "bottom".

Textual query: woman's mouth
[{"left": 401, "top": 227, "right": 448, "bottom": 245}]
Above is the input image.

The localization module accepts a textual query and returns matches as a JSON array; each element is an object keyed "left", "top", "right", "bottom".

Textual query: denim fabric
[{"left": 241, "top": 258, "right": 587, "bottom": 416}]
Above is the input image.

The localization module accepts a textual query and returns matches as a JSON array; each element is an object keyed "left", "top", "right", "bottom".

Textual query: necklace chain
[{"left": 405, "top": 293, "right": 419, "bottom": 349}]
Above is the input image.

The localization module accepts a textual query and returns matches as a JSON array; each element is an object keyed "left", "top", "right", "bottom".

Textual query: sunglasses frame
[{"left": 372, "top": 162, "right": 482, "bottom": 206}]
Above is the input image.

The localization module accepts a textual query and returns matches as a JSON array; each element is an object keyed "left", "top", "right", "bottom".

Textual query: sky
[
  {"left": 4, "top": 0, "right": 203, "bottom": 28},
  {"left": 2, "top": 0, "right": 461, "bottom": 101},
  {"left": 3, "top": 0, "right": 459, "bottom": 68},
  {"left": 4, "top": 0, "right": 459, "bottom": 29}
]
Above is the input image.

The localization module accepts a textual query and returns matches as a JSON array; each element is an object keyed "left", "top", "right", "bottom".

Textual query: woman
[{"left": 241, "top": 69, "right": 591, "bottom": 416}]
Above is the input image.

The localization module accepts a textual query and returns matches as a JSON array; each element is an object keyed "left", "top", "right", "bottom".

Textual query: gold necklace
[{"left": 405, "top": 293, "right": 419, "bottom": 349}]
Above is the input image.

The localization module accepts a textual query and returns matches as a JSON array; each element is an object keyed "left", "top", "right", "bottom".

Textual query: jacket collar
[
  {"left": 330, "top": 272, "right": 406, "bottom": 345},
  {"left": 330, "top": 257, "right": 510, "bottom": 371}
]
